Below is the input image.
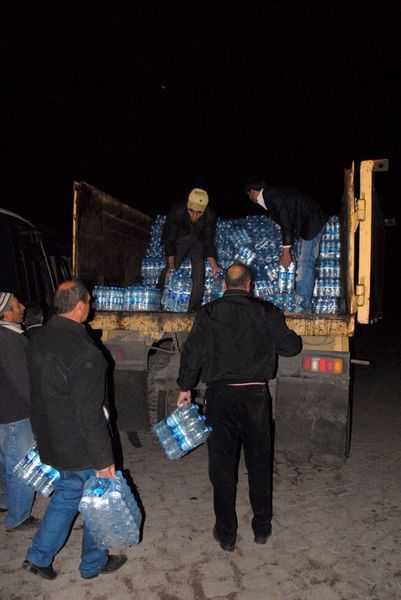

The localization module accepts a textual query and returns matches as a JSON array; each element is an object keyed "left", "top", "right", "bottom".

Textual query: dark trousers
[
  {"left": 205, "top": 384, "right": 273, "bottom": 543},
  {"left": 159, "top": 234, "right": 205, "bottom": 311}
]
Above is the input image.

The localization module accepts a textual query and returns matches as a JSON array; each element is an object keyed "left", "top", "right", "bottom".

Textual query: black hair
[
  {"left": 244, "top": 179, "right": 266, "bottom": 192},
  {"left": 53, "top": 280, "right": 89, "bottom": 314},
  {"left": 24, "top": 302, "right": 44, "bottom": 327}
]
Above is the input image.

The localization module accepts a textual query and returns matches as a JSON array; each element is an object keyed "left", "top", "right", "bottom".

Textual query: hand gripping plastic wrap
[{"left": 78, "top": 471, "right": 142, "bottom": 549}]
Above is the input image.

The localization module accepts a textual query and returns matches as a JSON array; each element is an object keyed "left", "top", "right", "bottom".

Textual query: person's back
[
  {"left": 28, "top": 314, "right": 110, "bottom": 471},
  {"left": 194, "top": 291, "right": 300, "bottom": 385}
]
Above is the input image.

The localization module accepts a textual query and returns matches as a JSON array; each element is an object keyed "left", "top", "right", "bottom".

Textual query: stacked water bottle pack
[
  {"left": 14, "top": 444, "right": 60, "bottom": 497},
  {"left": 312, "top": 216, "right": 342, "bottom": 314},
  {"left": 93, "top": 285, "right": 161, "bottom": 311},
  {"left": 141, "top": 258, "right": 167, "bottom": 286},
  {"left": 124, "top": 286, "right": 161, "bottom": 311},
  {"left": 145, "top": 215, "right": 167, "bottom": 258},
  {"left": 90, "top": 211, "right": 343, "bottom": 315},
  {"left": 161, "top": 269, "right": 193, "bottom": 312},
  {"left": 78, "top": 471, "right": 141, "bottom": 549},
  {"left": 152, "top": 403, "right": 212, "bottom": 460}
]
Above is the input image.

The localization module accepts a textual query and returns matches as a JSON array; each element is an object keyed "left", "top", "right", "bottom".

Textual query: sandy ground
[{"left": 1, "top": 311, "right": 401, "bottom": 600}]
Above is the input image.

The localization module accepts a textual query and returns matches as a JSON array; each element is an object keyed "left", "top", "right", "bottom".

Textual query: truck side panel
[{"left": 73, "top": 181, "right": 153, "bottom": 286}]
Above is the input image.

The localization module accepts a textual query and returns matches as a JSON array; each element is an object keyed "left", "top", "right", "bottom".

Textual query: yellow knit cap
[{"left": 187, "top": 188, "right": 209, "bottom": 212}]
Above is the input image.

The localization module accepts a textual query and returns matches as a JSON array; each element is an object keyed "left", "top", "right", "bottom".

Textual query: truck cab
[{"left": 0, "top": 209, "right": 55, "bottom": 306}]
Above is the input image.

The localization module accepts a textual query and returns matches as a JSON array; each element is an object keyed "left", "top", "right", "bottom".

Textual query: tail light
[{"left": 303, "top": 356, "right": 343, "bottom": 374}]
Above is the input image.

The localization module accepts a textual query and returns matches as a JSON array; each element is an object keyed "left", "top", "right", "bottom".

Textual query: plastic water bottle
[
  {"left": 78, "top": 471, "right": 141, "bottom": 549},
  {"left": 153, "top": 404, "right": 212, "bottom": 459},
  {"left": 165, "top": 403, "right": 201, "bottom": 428},
  {"left": 14, "top": 444, "right": 61, "bottom": 497}
]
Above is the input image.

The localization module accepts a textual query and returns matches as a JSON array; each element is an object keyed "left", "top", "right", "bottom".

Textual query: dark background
[{"left": 2, "top": 1, "right": 400, "bottom": 238}]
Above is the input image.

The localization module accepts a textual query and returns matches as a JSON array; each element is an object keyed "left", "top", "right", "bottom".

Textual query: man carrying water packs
[
  {"left": 244, "top": 178, "right": 326, "bottom": 311},
  {"left": 159, "top": 188, "right": 220, "bottom": 311},
  {"left": 177, "top": 264, "right": 301, "bottom": 551},
  {"left": 22, "top": 280, "right": 127, "bottom": 580}
]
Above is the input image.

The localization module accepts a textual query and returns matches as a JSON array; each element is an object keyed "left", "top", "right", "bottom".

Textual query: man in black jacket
[
  {"left": 0, "top": 292, "right": 38, "bottom": 531},
  {"left": 23, "top": 280, "right": 127, "bottom": 580},
  {"left": 245, "top": 179, "right": 327, "bottom": 310},
  {"left": 176, "top": 264, "right": 301, "bottom": 551},
  {"left": 159, "top": 188, "right": 219, "bottom": 311}
]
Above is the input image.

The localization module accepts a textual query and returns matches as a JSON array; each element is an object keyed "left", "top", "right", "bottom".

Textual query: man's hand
[
  {"left": 95, "top": 464, "right": 116, "bottom": 479},
  {"left": 177, "top": 390, "right": 191, "bottom": 406},
  {"left": 207, "top": 257, "right": 221, "bottom": 277},
  {"left": 280, "top": 248, "right": 292, "bottom": 268},
  {"left": 167, "top": 255, "right": 175, "bottom": 270}
]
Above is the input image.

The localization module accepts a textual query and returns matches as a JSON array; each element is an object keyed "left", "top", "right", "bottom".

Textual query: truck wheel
[{"left": 147, "top": 339, "right": 174, "bottom": 425}]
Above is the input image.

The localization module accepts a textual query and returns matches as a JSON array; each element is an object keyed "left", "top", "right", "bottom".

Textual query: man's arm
[
  {"left": 272, "top": 309, "right": 302, "bottom": 357},
  {"left": 202, "top": 210, "right": 218, "bottom": 267},
  {"left": 162, "top": 202, "right": 183, "bottom": 257},
  {"left": 206, "top": 256, "right": 220, "bottom": 277},
  {"left": 177, "top": 311, "right": 207, "bottom": 395}
]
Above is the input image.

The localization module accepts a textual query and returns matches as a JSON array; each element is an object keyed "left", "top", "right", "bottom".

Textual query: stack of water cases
[
  {"left": 14, "top": 444, "right": 60, "bottom": 497},
  {"left": 312, "top": 216, "right": 342, "bottom": 314},
  {"left": 92, "top": 285, "right": 161, "bottom": 311},
  {"left": 152, "top": 403, "right": 212, "bottom": 459},
  {"left": 78, "top": 471, "right": 141, "bottom": 549},
  {"left": 139, "top": 213, "right": 343, "bottom": 314}
]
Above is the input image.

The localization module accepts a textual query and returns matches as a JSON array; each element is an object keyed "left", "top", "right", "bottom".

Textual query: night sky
[{"left": 2, "top": 2, "right": 401, "bottom": 239}]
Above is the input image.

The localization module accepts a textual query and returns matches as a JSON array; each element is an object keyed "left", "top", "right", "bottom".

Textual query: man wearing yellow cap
[{"left": 159, "top": 188, "right": 219, "bottom": 311}]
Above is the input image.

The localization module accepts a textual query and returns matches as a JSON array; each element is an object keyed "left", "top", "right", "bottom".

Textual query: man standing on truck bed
[
  {"left": 159, "top": 188, "right": 220, "bottom": 311},
  {"left": 176, "top": 264, "right": 301, "bottom": 551},
  {"left": 244, "top": 179, "right": 326, "bottom": 311}
]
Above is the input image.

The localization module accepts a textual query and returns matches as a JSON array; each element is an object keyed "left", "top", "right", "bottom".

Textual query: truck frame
[{"left": 69, "top": 159, "right": 387, "bottom": 462}]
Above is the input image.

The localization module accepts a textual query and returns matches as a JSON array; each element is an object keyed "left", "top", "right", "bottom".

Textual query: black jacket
[
  {"left": 177, "top": 290, "right": 301, "bottom": 389},
  {"left": 161, "top": 199, "right": 218, "bottom": 258},
  {"left": 261, "top": 187, "right": 326, "bottom": 246},
  {"left": 27, "top": 315, "right": 114, "bottom": 471},
  {"left": 0, "top": 324, "right": 30, "bottom": 424}
]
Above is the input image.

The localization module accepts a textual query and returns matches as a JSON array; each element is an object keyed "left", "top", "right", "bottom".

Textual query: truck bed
[{"left": 90, "top": 309, "right": 354, "bottom": 340}]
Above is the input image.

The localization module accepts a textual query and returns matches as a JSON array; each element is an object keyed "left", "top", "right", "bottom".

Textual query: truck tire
[{"left": 147, "top": 339, "right": 174, "bottom": 425}]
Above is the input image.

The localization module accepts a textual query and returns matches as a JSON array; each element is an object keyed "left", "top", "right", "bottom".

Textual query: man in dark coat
[
  {"left": 159, "top": 188, "right": 219, "bottom": 311},
  {"left": 245, "top": 179, "right": 327, "bottom": 310},
  {"left": 23, "top": 280, "right": 127, "bottom": 580},
  {"left": 176, "top": 264, "right": 301, "bottom": 551},
  {"left": 23, "top": 302, "right": 44, "bottom": 338},
  {"left": 0, "top": 292, "right": 38, "bottom": 531}
]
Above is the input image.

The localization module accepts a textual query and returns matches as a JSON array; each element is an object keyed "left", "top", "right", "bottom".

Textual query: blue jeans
[
  {"left": 0, "top": 418, "right": 35, "bottom": 529},
  {"left": 295, "top": 228, "right": 324, "bottom": 303},
  {"left": 26, "top": 469, "right": 108, "bottom": 578}
]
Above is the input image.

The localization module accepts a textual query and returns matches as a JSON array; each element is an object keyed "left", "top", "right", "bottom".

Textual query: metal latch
[
  {"left": 356, "top": 284, "right": 365, "bottom": 306},
  {"left": 357, "top": 199, "right": 366, "bottom": 221}
]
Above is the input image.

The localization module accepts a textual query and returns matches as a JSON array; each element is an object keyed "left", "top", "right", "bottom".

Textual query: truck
[
  {"left": 0, "top": 158, "right": 387, "bottom": 463},
  {"left": 70, "top": 158, "right": 388, "bottom": 463},
  {"left": 0, "top": 209, "right": 71, "bottom": 307}
]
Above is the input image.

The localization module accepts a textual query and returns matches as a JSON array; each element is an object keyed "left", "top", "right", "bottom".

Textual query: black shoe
[
  {"left": 8, "top": 516, "right": 40, "bottom": 531},
  {"left": 81, "top": 554, "right": 127, "bottom": 579},
  {"left": 254, "top": 524, "right": 272, "bottom": 544},
  {"left": 213, "top": 526, "right": 235, "bottom": 552},
  {"left": 22, "top": 559, "right": 57, "bottom": 580}
]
